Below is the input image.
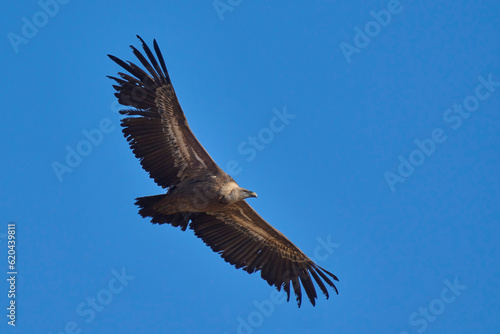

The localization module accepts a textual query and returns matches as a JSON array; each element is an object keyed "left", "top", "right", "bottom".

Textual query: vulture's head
[{"left": 221, "top": 187, "right": 257, "bottom": 204}]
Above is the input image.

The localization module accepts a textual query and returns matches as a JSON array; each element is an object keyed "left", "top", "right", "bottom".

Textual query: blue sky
[{"left": 1, "top": 0, "right": 499, "bottom": 333}]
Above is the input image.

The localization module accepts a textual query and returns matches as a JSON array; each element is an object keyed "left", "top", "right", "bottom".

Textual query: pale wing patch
[
  {"left": 191, "top": 147, "right": 207, "bottom": 168},
  {"left": 235, "top": 206, "right": 253, "bottom": 223}
]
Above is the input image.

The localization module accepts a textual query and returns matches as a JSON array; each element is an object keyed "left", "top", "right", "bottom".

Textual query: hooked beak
[{"left": 248, "top": 191, "right": 258, "bottom": 198}]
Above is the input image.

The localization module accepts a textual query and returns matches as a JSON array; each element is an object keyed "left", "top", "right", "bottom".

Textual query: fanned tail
[{"left": 135, "top": 195, "right": 192, "bottom": 231}]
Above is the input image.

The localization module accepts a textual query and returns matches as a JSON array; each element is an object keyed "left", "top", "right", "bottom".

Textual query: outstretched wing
[
  {"left": 190, "top": 201, "right": 339, "bottom": 307},
  {"left": 108, "top": 36, "right": 220, "bottom": 189}
]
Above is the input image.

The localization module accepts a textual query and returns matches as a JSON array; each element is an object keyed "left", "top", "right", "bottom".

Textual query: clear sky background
[{"left": 1, "top": 1, "right": 499, "bottom": 333}]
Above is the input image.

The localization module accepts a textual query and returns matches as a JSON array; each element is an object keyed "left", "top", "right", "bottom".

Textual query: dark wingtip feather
[
  {"left": 283, "top": 281, "right": 291, "bottom": 302},
  {"left": 107, "top": 54, "right": 121, "bottom": 64},
  {"left": 315, "top": 266, "right": 339, "bottom": 295},
  {"left": 136, "top": 35, "right": 146, "bottom": 44},
  {"left": 309, "top": 267, "right": 330, "bottom": 299},
  {"left": 106, "top": 75, "right": 121, "bottom": 84},
  {"left": 153, "top": 39, "right": 170, "bottom": 83},
  {"left": 318, "top": 265, "right": 339, "bottom": 282},
  {"left": 291, "top": 276, "right": 302, "bottom": 307},
  {"left": 129, "top": 45, "right": 161, "bottom": 83},
  {"left": 108, "top": 54, "right": 136, "bottom": 76}
]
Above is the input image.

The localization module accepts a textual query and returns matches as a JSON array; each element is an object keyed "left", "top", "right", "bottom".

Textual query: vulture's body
[{"left": 108, "top": 36, "right": 339, "bottom": 307}]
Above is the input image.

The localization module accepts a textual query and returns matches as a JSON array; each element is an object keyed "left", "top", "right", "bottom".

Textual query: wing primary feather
[
  {"left": 117, "top": 72, "right": 142, "bottom": 85},
  {"left": 273, "top": 257, "right": 285, "bottom": 288},
  {"left": 136, "top": 35, "right": 167, "bottom": 84},
  {"left": 107, "top": 54, "right": 133, "bottom": 74},
  {"left": 290, "top": 275, "right": 302, "bottom": 307},
  {"left": 297, "top": 264, "right": 317, "bottom": 306},
  {"left": 314, "top": 266, "right": 339, "bottom": 295},
  {"left": 108, "top": 55, "right": 150, "bottom": 84},
  {"left": 125, "top": 61, "right": 155, "bottom": 89},
  {"left": 309, "top": 267, "right": 330, "bottom": 299},
  {"left": 317, "top": 264, "right": 339, "bottom": 282},
  {"left": 153, "top": 39, "right": 171, "bottom": 83},
  {"left": 107, "top": 75, "right": 127, "bottom": 85},
  {"left": 130, "top": 45, "right": 162, "bottom": 83},
  {"left": 283, "top": 280, "right": 291, "bottom": 302}
]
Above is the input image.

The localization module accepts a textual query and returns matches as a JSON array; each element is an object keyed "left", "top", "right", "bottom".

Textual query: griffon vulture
[{"left": 108, "top": 36, "right": 338, "bottom": 307}]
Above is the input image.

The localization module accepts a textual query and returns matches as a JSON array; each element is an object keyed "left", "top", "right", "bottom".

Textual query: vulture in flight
[{"left": 108, "top": 36, "right": 338, "bottom": 307}]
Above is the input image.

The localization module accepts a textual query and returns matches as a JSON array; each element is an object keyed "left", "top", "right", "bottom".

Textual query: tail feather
[{"left": 135, "top": 195, "right": 192, "bottom": 231}]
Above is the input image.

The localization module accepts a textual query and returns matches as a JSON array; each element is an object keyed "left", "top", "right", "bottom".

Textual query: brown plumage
[{"left": 108, "top": 36, "right": 338, "bottom": 307}]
